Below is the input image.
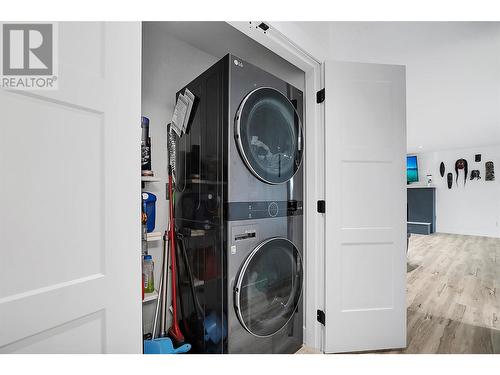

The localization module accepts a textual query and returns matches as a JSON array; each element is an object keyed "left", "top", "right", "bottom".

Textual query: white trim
[{"left": 227, "top": 21, "right": 325, "bottom": 352}]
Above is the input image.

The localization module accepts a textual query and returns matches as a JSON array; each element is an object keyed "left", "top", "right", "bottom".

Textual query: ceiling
[
  {"left": 293, "top": 22, "right": 500, "bottom": 153},
  {"left": 150, "top": 22, "right": 305, "bottom": 90}
]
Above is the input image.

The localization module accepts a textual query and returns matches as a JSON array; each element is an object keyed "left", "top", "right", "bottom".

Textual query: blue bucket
[
  {"left": 144, "top": 337, "right": 191, "bottom": 354},
  {"left": 142, "top": 192, "right": 157, "bottom": 233}
]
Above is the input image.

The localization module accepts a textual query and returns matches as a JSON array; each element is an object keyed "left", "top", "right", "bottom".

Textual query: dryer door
[
  {"left": 235, "top": 87, "right": 303, "bottom": 184},
  {"left": 234, "top": 238, "right": 303, "bottom": 337}
]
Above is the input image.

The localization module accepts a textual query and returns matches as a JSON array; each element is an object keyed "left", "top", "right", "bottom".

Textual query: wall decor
[
  {"left": 485, "top": 161, "right": 495, "bottom": 181},
  {"left": 440, "top": 162, "right": 445, "bottom": 177},
  {"left": 407, "top": 155, "right": 418, "bottom": 183},
  {"left": 455, "top": 158, "right": 468, "bottom": 186},
  {"left": 447, "top": 172, "right": 453, "bottom": 189},
  {"left": 426, "top": 174, "right": 433, "bottom": 186},
  {"left": 470, "top": 170, "right": 481, "bottom": 180},
  {"left": 475, "top": 154, "right": 481, "bottom": 162}
]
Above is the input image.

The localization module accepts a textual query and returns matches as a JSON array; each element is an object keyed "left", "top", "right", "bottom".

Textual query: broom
[{"left": 167, "top": 125, "right": 184, "bottom": 345}]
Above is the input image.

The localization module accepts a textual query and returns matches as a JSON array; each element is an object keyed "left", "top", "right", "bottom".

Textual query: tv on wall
[{"left": 407, "top": 155, "right": 419, "bottom": 184}]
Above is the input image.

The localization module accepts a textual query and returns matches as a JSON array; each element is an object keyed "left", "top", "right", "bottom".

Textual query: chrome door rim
[
  {"left": 234, "top": 87, "right": 304, "bottom": 185},
  {"left": 234, "top": 237, "right": 303, "bottom": 338}
]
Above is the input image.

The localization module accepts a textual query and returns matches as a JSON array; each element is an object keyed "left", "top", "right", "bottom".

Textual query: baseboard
[{"left": 436, "top": 229, "right": 500, "bottom": 238}]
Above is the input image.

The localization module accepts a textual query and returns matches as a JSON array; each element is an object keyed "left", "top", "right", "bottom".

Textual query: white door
[
  {"left": 324, "top": 61, "right": 407, "bottom": 353},
  {"left": 0, "top": 22, "right": 142, "bottom": 353}
]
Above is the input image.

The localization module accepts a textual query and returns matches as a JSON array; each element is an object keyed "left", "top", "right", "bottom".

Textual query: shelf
[
  {"left": 186, "top": 229, "right": 207, "bottom": 237},
  {"left": 146, "top": 231, "right": 162, "bottom": 242},
  {"left": 182, "top": 278, "right": 205, "bottom": 288},
  {"left": 187, "top": 178, "right": 223, "bottom": 185},
  {"left": 143, "top": 290, "right": 158, "bottom": 303},
  {"left": 193, "top": 278, "right": 205, "bottom": 287},
  {"left": 141, "top": 175, "right": 161, "bottom": 182}
]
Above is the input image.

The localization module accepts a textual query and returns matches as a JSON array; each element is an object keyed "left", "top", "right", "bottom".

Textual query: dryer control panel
[{"left": 226, "top": 200, "right": 303, "bottom": 221}]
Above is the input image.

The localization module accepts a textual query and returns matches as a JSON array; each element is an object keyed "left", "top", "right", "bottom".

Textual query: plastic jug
[{"left": 142, "top": 255, "right": 154, "bottom": 294}]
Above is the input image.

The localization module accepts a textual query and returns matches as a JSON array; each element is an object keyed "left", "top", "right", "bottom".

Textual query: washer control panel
[{"left": 227, "top": 200, "right": 303, "bottom": 220}]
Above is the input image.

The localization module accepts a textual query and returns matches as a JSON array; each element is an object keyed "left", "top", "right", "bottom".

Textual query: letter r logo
[{"left": 2, "top": 24, "right": 53, "bottom": 75}]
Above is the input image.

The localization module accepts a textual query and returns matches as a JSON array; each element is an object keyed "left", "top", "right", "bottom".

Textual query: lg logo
[
  {"left": 2, "top": 23, "right": 53, "bottom": 76},
  {"left": 233, "top": 59, "right": 244, "bottom": 68}
]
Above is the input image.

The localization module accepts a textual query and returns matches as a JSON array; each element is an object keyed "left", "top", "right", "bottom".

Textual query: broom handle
[
  {"left": 159, "top": 232, "right": 169, "bottom": 337},
  {"left": 168, "top": 172, "right": 184, "bottom": 341},
  {"left": 151, "top": 262, "right": 163, "bottom": 339}
]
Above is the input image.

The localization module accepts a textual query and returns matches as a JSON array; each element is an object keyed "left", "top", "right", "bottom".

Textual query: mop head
[
  {"left": 167, "top": 125, "right": 177, "bottom": 184},
  {"left": 168, "top": 326, "right": 186, "bottom": 347}
]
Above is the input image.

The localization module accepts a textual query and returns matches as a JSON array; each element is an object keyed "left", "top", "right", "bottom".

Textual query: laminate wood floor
[{"left": 389, "top": 233, "right": 500, "bottom": 354}]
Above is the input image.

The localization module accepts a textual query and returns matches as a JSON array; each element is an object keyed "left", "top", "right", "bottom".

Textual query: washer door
[
  {"left": 235, "top": 87, "right": 303, "bottom": 184},
  {"left": 234, "top": 238, "right": 303, "bottom": 337}
]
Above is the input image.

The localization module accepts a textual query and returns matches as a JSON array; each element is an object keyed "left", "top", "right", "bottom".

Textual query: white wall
[
  {"left": 413, "top": 144, "right": 500, "bottom": 238},
  {"left": 158, "top": 22, "right": 305, "bottom": 92},
  {"left": 291, "top": 22, "right": 500, "bottom": 154}
]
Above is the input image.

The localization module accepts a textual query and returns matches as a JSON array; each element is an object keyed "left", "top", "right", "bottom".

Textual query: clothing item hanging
[
  {"left": 485, "top": 161, "right": 495, "bottom": 181},
  {"left": 440, "top": 162, "right": 445, "bottom": 177},
  {"left": 455, "top": 159, "right": 468, "bottom": 186},
  {"left": 470, "top": 170, "right": 481, "bottom": 180}
]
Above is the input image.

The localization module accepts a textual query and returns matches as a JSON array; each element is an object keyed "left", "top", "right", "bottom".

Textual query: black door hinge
[
  {"left": 317, "top": 200, "right": 326, "bottom": 213},
  {"left": 316, "top": 88, "right": 325, "bottom": 103},
  {"left": 317, "top": 309, "right": 325, "bottom": 325}
]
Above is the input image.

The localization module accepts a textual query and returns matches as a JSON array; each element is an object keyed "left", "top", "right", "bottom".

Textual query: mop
[
  {"left": 145, "top": 227, "right": 190, "bottom": 354},
  {"left": 166, "top": 124, "right": 185, "bottom": 345},
  {"left": 144, "top": 124, "right": 189, "bottom": 354}
]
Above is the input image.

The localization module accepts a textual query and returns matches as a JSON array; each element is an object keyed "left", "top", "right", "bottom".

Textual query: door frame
[{"left": 228, "top": 21, "right": 326, "bottom": 351}]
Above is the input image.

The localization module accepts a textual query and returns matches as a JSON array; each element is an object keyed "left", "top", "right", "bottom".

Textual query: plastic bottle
[
  {"left": 141, "top": 116, "right": 152, "bottom": 172},
  {"left": 142, "top": 255, "right": 154, "bottom": 294},
  {"left": 141, "top": 202, "right": 148, "bottom": 255}
]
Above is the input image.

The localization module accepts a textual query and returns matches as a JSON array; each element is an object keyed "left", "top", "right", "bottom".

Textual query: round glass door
[
  {"left": 234, "top": 238, "right": 303, "bottom": 337},
  {"left": 235, "top": 87, "right": 303, "bottom": 184}
]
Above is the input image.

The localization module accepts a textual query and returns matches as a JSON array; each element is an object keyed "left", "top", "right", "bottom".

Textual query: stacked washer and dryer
[{"left": 174, "top": 54, "right": 304, "bottom": 354}]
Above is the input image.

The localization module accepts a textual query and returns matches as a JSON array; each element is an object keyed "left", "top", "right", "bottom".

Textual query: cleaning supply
[
  {"left": 166, "top": 124, "right": 185, "bottom": 345},
  {"left": 152, "top": 232, "right": 169, "bottom": 339},
  {"left": 141, "top": 116, "right": 152, "bottom": 174},
  {"left": 141, "top": 201, "right": 148, "bottom": 255},
  {"left": 159, "top": 231, "right": 169, "bottom": 337},
  {"left": 204, "top": 311, "right": 227, "bottom": 345},
  {"left": 142, "top": 255, "right": 154, "bottom": 294},
  {"left": 142, "top": 192, "right": 157, "bottom": 233},
  {"left": 167, "top": 171, "right": 184, "bottom": 343},
  {"left": 144, "top": 337, "right": 191, "bottom": 354}
]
